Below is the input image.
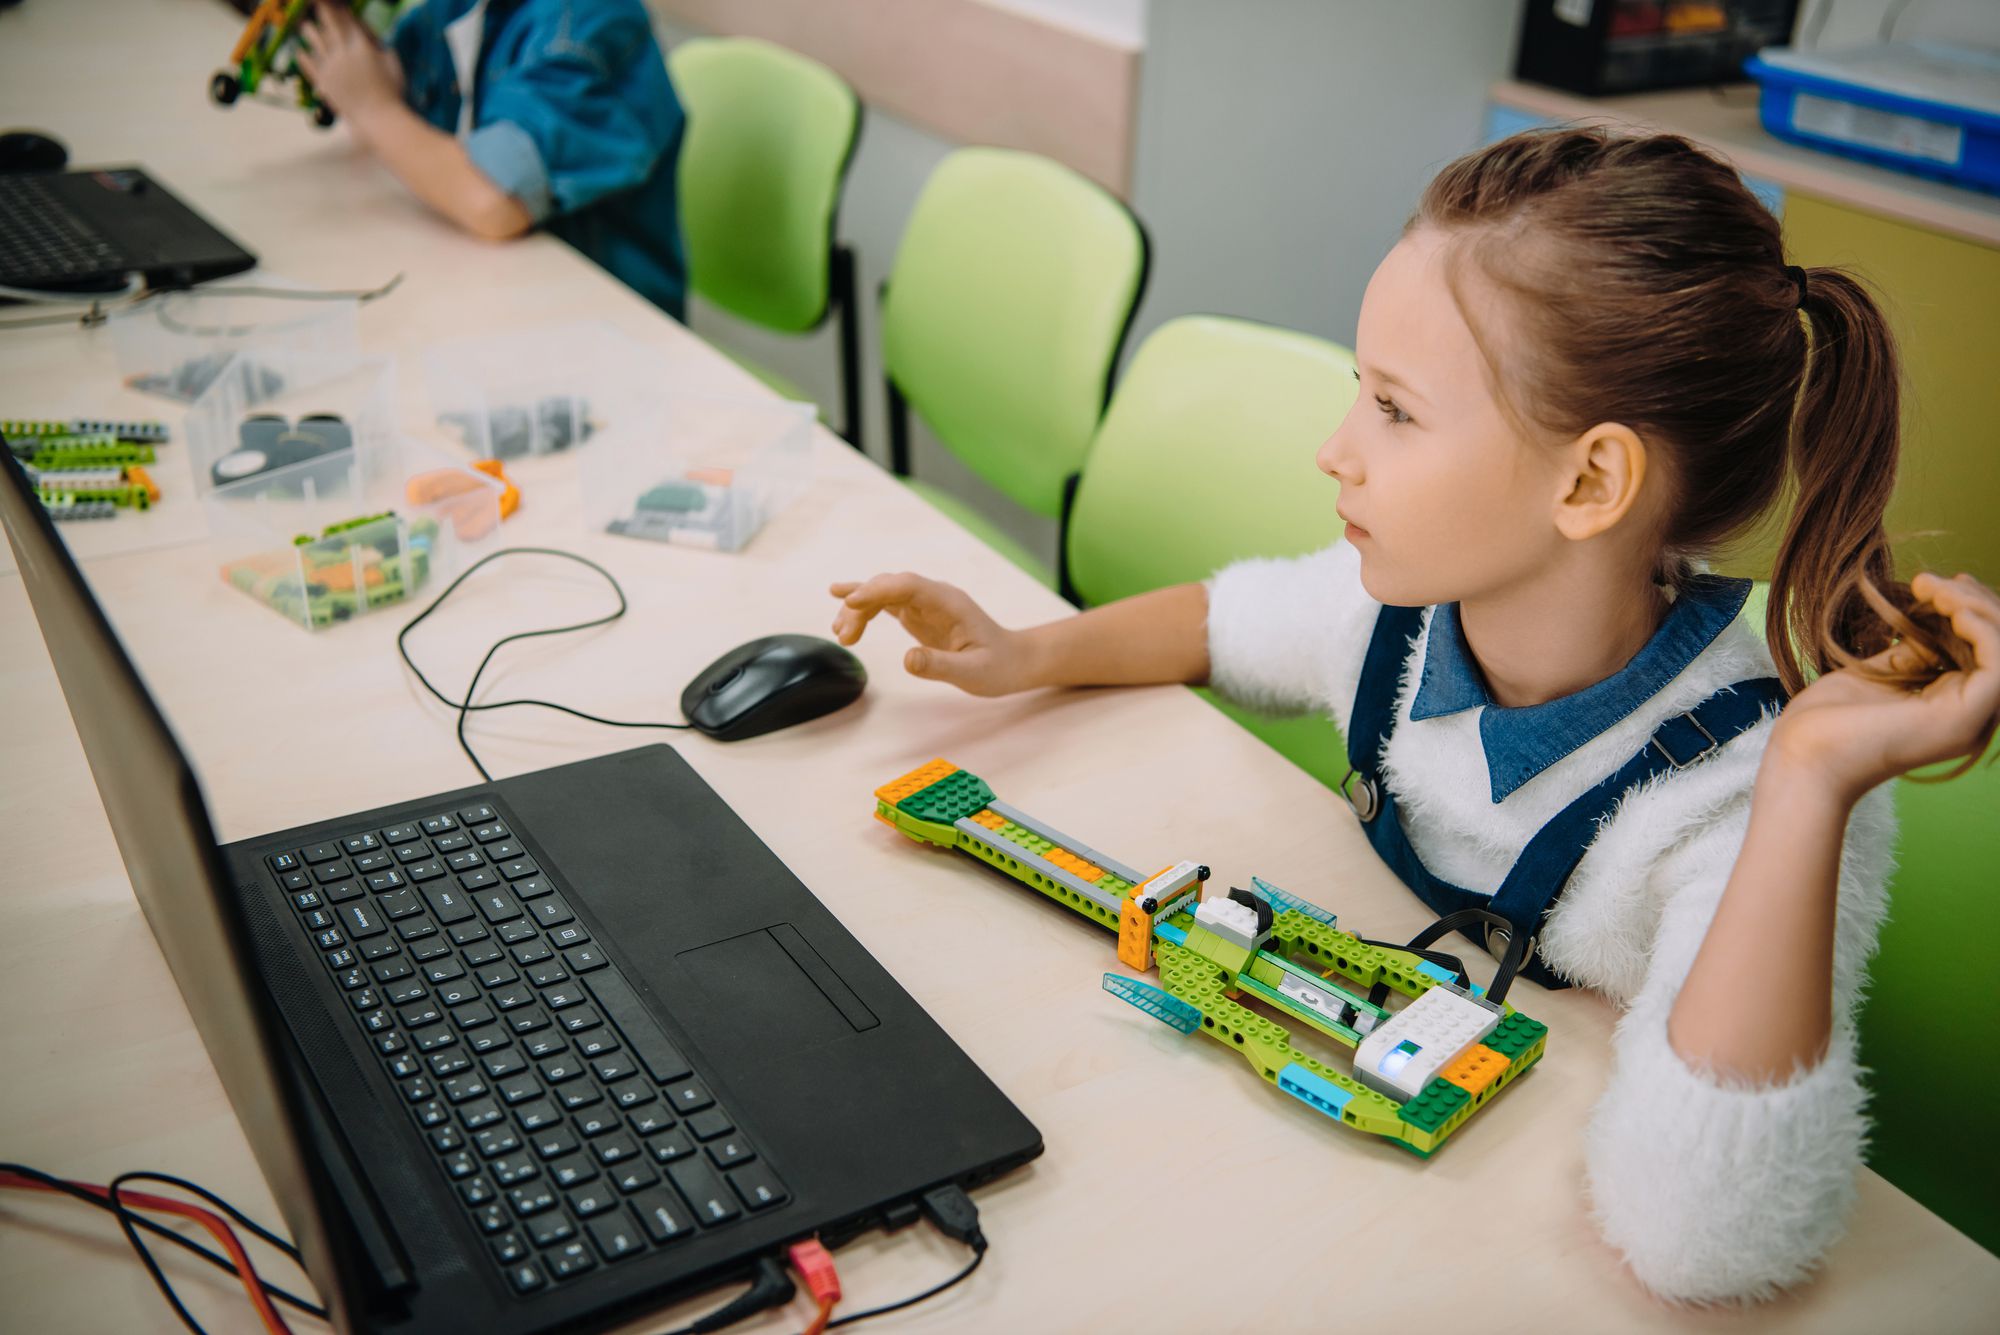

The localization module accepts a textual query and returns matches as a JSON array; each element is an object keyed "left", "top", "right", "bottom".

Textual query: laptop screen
[{"left": 0, "top": 443, "right": 360, "bottom": 1327}]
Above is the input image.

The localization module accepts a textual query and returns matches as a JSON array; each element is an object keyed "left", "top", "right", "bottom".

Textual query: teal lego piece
[
  {"left": 1415, "top": 959, "right": 1458, "bottom": 986},
  {"left": 1397, "top": 1077, "right": 1472, "bottom": 1133},
  {"left": 1278, "top": 1063, "right": 1353, "bottom": 1123},
  {"left": 1251, "top": 875, "right": 1337, "bottom": 928},
  {"left": 1102, "top": 973, "right": 1203, "bottom": 1033},
  {"left": 1483, "top": 1011, "right": 1549, "bottom": 1062},
  {"left": 896, "top": 769, "right": 996, "bottom": 825}
]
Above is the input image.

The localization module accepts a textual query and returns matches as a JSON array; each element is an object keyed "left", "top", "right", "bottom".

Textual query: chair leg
[
  {"left": 1056, "top": 471, "right": 1082, "bottom": 606},
  {"left": 887, "top": 380, "right": 912, "bottom": 478},
  {"left": 832, "top": 244, "right": 862, "bottom": 450}
]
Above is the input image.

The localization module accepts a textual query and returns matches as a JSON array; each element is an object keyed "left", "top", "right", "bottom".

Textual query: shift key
[{"left": 582, "top": 970, "right": 692, "bottom": 1084}]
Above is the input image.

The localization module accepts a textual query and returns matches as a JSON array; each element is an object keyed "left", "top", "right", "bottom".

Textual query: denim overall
[{"left": 1339, "top": 600, "right": 1787, "bottom": 990}]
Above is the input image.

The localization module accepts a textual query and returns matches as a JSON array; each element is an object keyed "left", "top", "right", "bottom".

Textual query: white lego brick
[
  {"left": 1194, "top": 895, "right": 1259, "bottom": 951},
  {"left": 1353, "top": 985, "right": 1500, "bottom": 1102}
]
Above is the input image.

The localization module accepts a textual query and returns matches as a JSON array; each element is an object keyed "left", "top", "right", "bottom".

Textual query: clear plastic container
[
  {"left": 581, "top": 393, "right": 816, "bottom": 552},
  {"left": 109, "top": 283, "right": 362, "bottom": 404},
  {"left": 185, "top": 353, "right": 397, "bottom": 502},
  {"left": 422, "top": 321, "right": 662, "bottom": 461}
]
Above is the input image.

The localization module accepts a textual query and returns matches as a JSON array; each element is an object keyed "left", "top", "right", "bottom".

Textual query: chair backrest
[
  {"left": 670, "top": 37, "right": 859, "bottom": 333},
  {"left": 881, "top": 147, "right": 1146, "bottom": 519},
  {"left": 1065, "top": 315, "right": 1355, "bottom": 607}
]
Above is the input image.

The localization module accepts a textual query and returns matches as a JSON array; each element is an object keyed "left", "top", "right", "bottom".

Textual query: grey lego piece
[
  {"left": 985, "top": 800, "right": 1148, "bottom": 885},
  {"left": 953, "top": 818, "right": 1125, "bottom": 915}
]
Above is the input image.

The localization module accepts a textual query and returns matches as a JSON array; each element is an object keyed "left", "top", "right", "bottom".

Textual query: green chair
[
  {"left": 1065, "top": 315, "right": 1358, "bottom": 786},
  {"left": 669, "top": 37, "right": 863, "bottom": 440},
  {"left": 1736, "top": 580, "right": 2000, "bottom": 1254},
  {"left": 880, "top": 147, "right": 1148, "bottom": 589}
]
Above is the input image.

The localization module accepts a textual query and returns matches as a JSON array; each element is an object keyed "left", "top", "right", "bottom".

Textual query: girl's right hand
[{"left": 830, "top": 573, "right": 1041, "bottom": 697}]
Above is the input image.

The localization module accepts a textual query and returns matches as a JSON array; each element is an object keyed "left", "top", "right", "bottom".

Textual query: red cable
[
  {"left": 0, "top": 1172, "right": 294, "bottom": 1335},
  {"left": 788, "top": 1237, "right": 841, "bottom": 1335}
]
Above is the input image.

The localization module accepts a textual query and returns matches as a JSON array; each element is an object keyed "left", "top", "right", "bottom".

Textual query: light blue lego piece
[
  {"left": 1278, "top": 1063, "right": 1353, "bottom": 1123},
  {"left": 1102, "top": 973, "right": 1202, "bottom": 1034},
  {"left": 1153, "top": 921, "right": 1187, "bottom": 947},
  {"left": 1251, "top": 876, "right": 1337, "bottom": 928},
  {"left": 1415, "top": 960, "right": 1458, "bottom": 986}
]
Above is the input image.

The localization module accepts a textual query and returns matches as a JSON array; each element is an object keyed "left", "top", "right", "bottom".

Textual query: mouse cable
[
  {"left": 0, "top": 271, "right": 146, "bottom": 330},
  {"left": 397, "top": 546, "right": 691, "bottom": 782},
  {"left": 824, "top": 1185, "right": 988, "bottom": 1332},
  {"left": 1, "top": 1162, "right": 325, "bottom": 1331},
  {"left": 0, "top": 272, "right": 400, "bottom": 332},
  {"left": 655, "top": 1254, "right": 797, "bottom": 1335}
]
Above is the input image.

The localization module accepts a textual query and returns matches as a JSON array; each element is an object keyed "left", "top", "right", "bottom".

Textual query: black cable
[
  {"left": 826, "top": 1248, "right": 984, "bottom": 1330},
  {"left": 0, "top": 1163, "right": 325, "bottom": 1319},
  {"left": 107, "top": 1171, "right": 209, "bottom": 1335},
  {"left": 396, "top": 547, "right": 691, "bottom": 782},
  {"left": 826, "top": 1185, "right": 987, "bottom": 1331},
  {"left": 656, "top": 1254, "right": 796, "bottom": 1335},
  {"left": 111, "top": 1171, "right": 302, "bottom": 1261}
]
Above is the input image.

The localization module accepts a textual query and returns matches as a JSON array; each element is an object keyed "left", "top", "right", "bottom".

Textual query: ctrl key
[{"left": 546, "top": 1239, "right": 595, "bottom": 1281}]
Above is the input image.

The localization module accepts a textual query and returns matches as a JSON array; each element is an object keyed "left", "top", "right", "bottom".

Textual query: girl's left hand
[
  {"left": 1769, "top": 571, "right": 2000, "bottom": 802},
  {"left": 295, "top": 1, "right": 404, "bottom": 120}
]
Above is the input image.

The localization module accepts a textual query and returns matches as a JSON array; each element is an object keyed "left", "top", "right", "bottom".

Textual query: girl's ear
[{"left": 1553, "top": 421, "right": 1650, "bottom": 542}]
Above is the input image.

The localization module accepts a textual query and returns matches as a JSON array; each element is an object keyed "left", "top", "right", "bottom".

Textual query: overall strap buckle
[
  {"left": 1649, "top": 711, "right": 1719, "bottom": 768},
  {"left": 1339, "top": 768, "right": 1381, "bottom": 823}
]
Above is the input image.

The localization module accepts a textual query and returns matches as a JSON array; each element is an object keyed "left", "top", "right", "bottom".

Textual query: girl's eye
[{"left": 1375, "top": 395, "right": 1412, "bottom": 426}]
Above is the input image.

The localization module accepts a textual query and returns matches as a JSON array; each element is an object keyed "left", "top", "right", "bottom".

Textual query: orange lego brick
[
  {"left": 126, "top": 465, "right": 161, "bottom": 503},
  {"left": 874, "top": 759, "right": 958, "bottom": 807},
  {"left": 1440, "top": 1043, "right": 1507, "bottom": 1098},
  {"left": 1117, "top": 894, "right": 1153, "bottom": 971},
  {"left": 969, "top": 809, "right": 1005, "bottom": 830},
  {"left": 1045, "top": 848, "right": 1106, "bottom": 882}
]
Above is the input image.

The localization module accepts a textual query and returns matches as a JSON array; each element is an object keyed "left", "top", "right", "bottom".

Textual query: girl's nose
[{"left": 1317, "top": 421, "right": 1355, "bottom": 483}]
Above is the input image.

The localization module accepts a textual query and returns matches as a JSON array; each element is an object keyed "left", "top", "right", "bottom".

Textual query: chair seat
[
  {"left": 905, "top": 478, "right": 1053, "bottom": 588},
  {"left": 1197, "top": 689, "right": 1347, "bottom": 790}
]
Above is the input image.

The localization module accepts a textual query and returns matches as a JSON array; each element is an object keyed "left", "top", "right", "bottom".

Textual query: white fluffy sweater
[{"left": 1205, "top": 539, "right": 1897, "bottom": 1305}]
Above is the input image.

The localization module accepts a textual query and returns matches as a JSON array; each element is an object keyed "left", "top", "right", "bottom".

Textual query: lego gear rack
[{"left": 874, "top": 759, "right": 1548, "bottom": 1157}]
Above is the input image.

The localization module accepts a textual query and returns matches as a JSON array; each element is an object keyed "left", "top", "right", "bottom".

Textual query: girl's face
[{"left": 1317, "top": 228, "right": 1574, "bottom": 609}]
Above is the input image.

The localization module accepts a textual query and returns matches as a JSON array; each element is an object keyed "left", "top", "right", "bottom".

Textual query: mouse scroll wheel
[{"left": 709, "top": 667, "right": 744, "bottom": 693}]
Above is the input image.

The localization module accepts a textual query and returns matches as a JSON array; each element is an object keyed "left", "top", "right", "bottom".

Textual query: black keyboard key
[
  {"left": 527, "top": 1212, "right": 576, "bottom": 1249},
  {"left": 610, "top": 1160, "right": 658, "bottom": 1194},
  {"left": 459, "top": 804, "right": 498, "bottom": 825},
  {"left": 513, "top": 876, "right": 554, "bottom": 900},
  {"left": 593, "top": 1134, "right": 640, "bottom": 1166},
  {"left": 567, "top": 1184, "right": 617, "bottom": 1218},
  {"left": 644, "top": 1129, "right": 690, "bottom": 1169},
  {"left": 354, "top": 849, "right": 393, "bottom": 873},
  {"left": 378, "top": 888, "right": 421, "bottom": 919},
  {"left": 325, "top": 947, "right": 357, "bottom": 970},
  {"left": 491, "top": 1231, "right": 527, "bottom": 1264},
  {"left": 302, "top": 843, "right": 341, "bottom": 864},
  {"left": 460, "top": 1099, "right": 504, "bottom": 1130},
  {"left": 728, "top": 1161, "right": 788, "bottom": 1212},
  {"left": 342, "top": 833, "right": 381, "bottom": 855},
  {"left": 446, "top": 849, "right": 483, "bottom": 873},
  {"left": 304, "top": 909, "right": 335, "bottom": 931},
  {"left": 421, "top": 814, "right": 457, "bottom": 835},
  {"left": 292, "top": 890, "right": 325, "bottom": 912},
  {"left": 525, "top": 1031, "right": 566, "bottom": 1059},
  {"left": 423, "top": 958, "right": 466, "bottom": 984},
  {"left": 349, "top": 987, "right": 381, "bottom": 1012},
  {"left": 584, "top": 971, "right": 694, "bottom": 1084},
  {"left": 268, "top": 851, "right": 301, "bottom": 874},
  {"left": 498, "top": 858, "right": 540, "bottom": 880},
  {"left": 436, "top": 832, "right": 473, "bottom": 854},
  {"left": 419, "top": 883, "right": 474, "bottom": 924},
  {"left": 475, "top": 1125, "right": 522, "bottom": 1158},
  {"left": 359, "top": 936, "right": 402, "bottom": 962},
  {"left": 665, "top": 1080, "right": 713, "bottom": 1114},
  {"left": 573, "top": 1106, "right": 617, "bottom": 1137},
  {"left": 336, "top": 966, "right": 368, "bottom": 991},
  {"left": 575, "top": 1030, "right": 618, "bottom": 1060},
  {"left": 591, "top": 1055, "right": 638, "bottom": 1084},
  {"left": 491, "top": 1153, "right": 537, "bottom": 1187},
  {"left": 468, "top": 1028, "right": 513, "bottom": 1056},
  {"left": 447, "top": 921, "right": 490, "bottom": 946},
  {"left": 497, "top": 1073, "right": 541, "bottom": 1105},
  {"left": 463, "top": 938, "right": 505, "bottom": 966},
  {"left": 382, "top": 824, "right": 421, "bottom": 844},
  {"left": 372, "top": 956, "right": 414, "bottom": 983},
  {"left": 411, "top": 937, "right": 455, "bottom": 963},
  {"left": 401, "top": 1000, "right": 443, "bottom": 1028},
  {"left": 512, "top": 940, "right": 553, "bottom": 966},
  {"left": 483, "top": 1049, "right": 528, "bottom": 1079},
  {"left": 534, "top": 1128, "right": 580, "bottom": 1161},
  {"left": 555, "top": 1004, "right": 597, "bottom": 1033},
  {"left": 528, "top": 896, "right": 574, "bottom": 929},
  {"left": 706, "top": 1136, "right": 755, "bottom": 1169},
  {"left": 365, "top": 869, "right": 406, "bottom": 893},
  {"left": 461, "top": 1177, "right": 495, "bottom": 1206},
  {"left": 314, "top": 861, "right": 352, "bottom": 884},
  {"left": 515, "top": 1100, "right": 562, "bottom": 1133},
  {"left": 396, "top": 915, "right": 438, "bottom": 942},
  {"left": 472, "top": 821, "right": 510, "bottom": 843},
  {"left": 430, "top": 1050, "right": 471, "bottom": 1078},
  {"left": 314, "top": 929, "right": 345, "bottom": 951},
  {"left": 629, "top": 1107, "right": 673, "bottom": 1137},
  {"left": 413, "top": 1025, "right": 455, "bottom": 1053},
  {"left": 442, "top": 1074, "right": 489, "bottom": 1104},
  {"left": 666, "top": 1158, "right": 740, "bottom": 1227},
  {"left": 444, "top": 1149, "right": 477, "bottom": 1179},
  {"left": 415, "top": 1100, "right": 450, "bottom": 1129},
  {"left": 376, "top": 1033, "right": 407, "bottom": 1057},
  {"left": 459, "top": 868, "right": 499, "bottom": 892},
  {"left": 322, "top": 880, "right": 364, "bottom": 905},
  {"left": 487, "top": 839, "right": 524, "bottom": 861},
  {"left": 508, "top": 1183, "right": 556, "bottom": 1218},
  {"left": 547, "top": 923, "right": 590, "bottom": 950},
  {"left": 610, "top": 1081, "right": 656, "bottom": 1112},
  {"left": 385, "top": 978, "right": 427, "bottom": 1006},
  {"left": 563, "top": 945, "right": 608, "bottom": 973},
  {"left": 586, "top": 1209, "right": 644, "bottom": 1262},
  {"left": 633, "top": 1187, "right": 695, "bottom": 1243},
  {"left": 473, "top": 887, "right": 517, "bottom": 922},
  {"left": 542, "top": 977, "right": 586, "bottom": 1008},
  {"left": 494, "top": 985, "right": 535, "bottom": 1013},
  {"left": 337, "top": 902, "right": 387, "bottom": 939},
  {"left": 687, "top": 1109, "right": 733, "bottom": 1142},
  {"left": 389, "top": 1052, "right": 424, "bottom": 1080},
  {"left": 281, "top": 870, "right": 312, "bottom": 892},
  {"left": 407, "top": 859, "right": 446, "bottom": 883},
  {"left": 475, "top": 1203, "right": 509, "bottom": 1234},
  {"left": 359, "top": 1009, "right": 393, "bottom": 1035},
  {"left": 507, "top": 1258, "right": 546, "bottom": 1294},
  {"left": 477, "top": 963, "right": 519, "bottom": 989},
  {"left": 560, "top": 1085, "right": 604, "bottom": 1114},
  {"left": 546, "top": 1239, "right": 594, "bottom": 1279},
  {"left": 401, "top": 1077, "right": 435, "bottom": 1104},
  {"left": 548, "top": 1155, "right": 596, "bottom": 1189},
  {"left": 393, "top": 843, "right": 429, "bottom": 865},
  {"left": 531, "top": 959, "right": 572, "bottom": 990},
  {"left": 452, "top": 1002, "right": 496, "bottom": 1031},
  {"left": 498, "top": 919, "right": 539, "bottom": 944}
]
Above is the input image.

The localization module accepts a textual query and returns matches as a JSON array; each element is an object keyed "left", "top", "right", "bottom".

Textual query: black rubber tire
[
  {"left": 210, "top": 71, "right": 240, "bottom": 106},
  {"left": 312, "top": 104, "right": 337, "bottom": 129}
]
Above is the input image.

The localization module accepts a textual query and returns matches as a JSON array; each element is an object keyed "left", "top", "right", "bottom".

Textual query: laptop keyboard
[
  {"left": 267, "top": 803, "right": 789, "bottom": 1296},
  {"left": 0, "top": 175, "right": 125, "bottom": 287}
]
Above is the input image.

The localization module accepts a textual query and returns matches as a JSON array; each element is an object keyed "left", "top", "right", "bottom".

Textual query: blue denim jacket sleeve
[{"left": 470, "top": 4, "right": 678, "bottom": 225}]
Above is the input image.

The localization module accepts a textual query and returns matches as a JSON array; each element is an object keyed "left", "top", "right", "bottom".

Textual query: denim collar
[{"left": 1409, "top": 574, "right": 1754, "bottom": 803}]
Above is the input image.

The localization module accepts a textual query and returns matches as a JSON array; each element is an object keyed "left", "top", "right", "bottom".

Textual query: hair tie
[{"left": 1785, "top": 264, "right": 1809, "bottom": 308}]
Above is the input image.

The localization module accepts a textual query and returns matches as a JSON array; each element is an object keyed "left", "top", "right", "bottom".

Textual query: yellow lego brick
[
  {"left": 1440, "top": 1043, "right": 1507, "bottom": 1098},
  {"left": 875, "top": 758, "right": 958, "bottom": 807},
  {"left": 1045, "top": 847, "right": 1105, "bottom": 882},
  {"left": 969, "top": 809, "right": 1005, "bottom": 830}
]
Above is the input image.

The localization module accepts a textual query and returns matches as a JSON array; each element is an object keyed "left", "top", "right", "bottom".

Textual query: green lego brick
[
  {"left": 896, "top": 769, "right": 996, "bottom": 825},
  {"left": 1483, "top": 1011, "right": 1549, "bottom": 1062},
  {"left": 989, "top": 819, "right": 1054, "bottom": 857},
  {"left": 1397, "top": 1077, "right": 1471, "bottom": 1134}
]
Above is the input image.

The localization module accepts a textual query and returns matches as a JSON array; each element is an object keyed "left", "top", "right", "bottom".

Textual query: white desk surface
[{"left": 1, "top": 3, "right": 1994, "bottom": 1331}]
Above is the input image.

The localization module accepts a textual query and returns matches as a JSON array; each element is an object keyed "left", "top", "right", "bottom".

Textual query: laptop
[
  {"left": 0, "top": 166, "right": 257, "bottom": 292},
  {"left": 0, "top": 444, "right": 1042, "bottom": 1334}
]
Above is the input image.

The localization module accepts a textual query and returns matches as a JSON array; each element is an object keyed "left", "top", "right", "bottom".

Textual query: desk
[{"left": 1, "top": 5, "right": 1995, "bottom": 1331}]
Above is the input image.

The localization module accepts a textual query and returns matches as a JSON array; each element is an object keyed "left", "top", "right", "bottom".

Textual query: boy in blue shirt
[{"left": 297, "top": 0, "right": 687, "bottom": 318}]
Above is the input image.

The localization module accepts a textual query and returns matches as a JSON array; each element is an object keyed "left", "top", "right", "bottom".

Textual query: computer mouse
[
  {"left": 682, "top": 634, "right": 866, "bottom": 741},
  {"left": 0, "top": 130, "right": 68, "bottom": 173}
]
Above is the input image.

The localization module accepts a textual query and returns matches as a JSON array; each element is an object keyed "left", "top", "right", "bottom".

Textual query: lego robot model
[
  {"left": 210, "top": 1, "right": 402, "bottom": 128},
  {"left": 874, "top": 759, "right": 1549, "bottom": 1158}
]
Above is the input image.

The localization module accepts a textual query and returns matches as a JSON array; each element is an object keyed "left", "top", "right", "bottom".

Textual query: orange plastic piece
[
  {"left": 687, "top": 467, "right": 734, "bottom": 486},
  {"left": 1045, "top": 848, "right": 1105, "bottom": 882},
  {"left": 1117, "top": 893, "right": 1153, "bottom": 971},
  {"left": 1440, "top": 1043, "right": 1507, "bottom": 1098},
  {"left": 471, "top": 458, "right": 520, "bottom": 518},
  {"left": 874, "top": 758, "right": 958, "bottom": 808},
  {"left": 230, "top": 0, "right": 286, "bottom": 63},
  {"left": 969, "top": 809, "right": 1005, "bottom": 830},
  {"left": 125, "top": 465, "right": 161, "bottom": 503},
  {"left": 408, "top": 463, "right": 516, "bottom": 541}
]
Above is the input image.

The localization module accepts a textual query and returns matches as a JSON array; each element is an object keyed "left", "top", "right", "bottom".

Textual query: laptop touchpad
[{"left": 676, "top": 924, "right": 879, "bottom": 1055}]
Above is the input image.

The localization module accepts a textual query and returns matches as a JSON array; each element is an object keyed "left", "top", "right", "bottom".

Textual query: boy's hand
[
  {"left": 295, "top": 1, "right": 404, "bottom": 120},
  {"left": 830, "top": 574, "right": 1041, "bottom": 697}
]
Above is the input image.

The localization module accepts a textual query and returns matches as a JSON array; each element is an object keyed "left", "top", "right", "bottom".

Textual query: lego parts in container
[
  {"left": 583, "top": 395, "right": 815, "bottom": 553},
  {"left": 221, "top": 511, "right": 439, "bottom": 629},
  {"left": 408, "top": 458, "right": 519, "bottom": 541},
  {"left": 211, "top": 413, "right": 351, "bottom": 487},
  {"left": 110, "top": 282, "right": 360, "bottom": 404},
  {"left": 10, "top": 419, "right": 174, "bottom": 523},
  {"left": 874, "top": 759, "right": 1549, "bottom": 1158},
  {"left": 422, "top": 321, "right": 666, "bottom": 462},
  {"left": 438, "top": 398, "right": 594, "bottom": 461}
]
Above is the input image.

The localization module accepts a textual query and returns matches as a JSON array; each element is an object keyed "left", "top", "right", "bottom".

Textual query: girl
[{"left": 827, "top": 130, "right": 2000, "bottom": 1304}]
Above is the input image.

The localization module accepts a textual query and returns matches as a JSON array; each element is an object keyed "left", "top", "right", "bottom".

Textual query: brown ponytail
[{"left": 1413, "top": 129, "right": 1986, "bottom": 772}]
